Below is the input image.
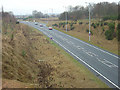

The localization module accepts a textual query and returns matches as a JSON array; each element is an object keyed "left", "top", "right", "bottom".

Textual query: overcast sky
[{"left": 1, "top": 0, "right": 119, "bottom": 15}]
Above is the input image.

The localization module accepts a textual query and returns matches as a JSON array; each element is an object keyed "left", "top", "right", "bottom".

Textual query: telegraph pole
[
  {"left": 85, "top": 2, "right": 91, "bottom": 41},
  {"left": 65, "top": 7, "right": 67, "bottom": 32},
  {"left": 63, "top": 6, "right": 68, "bottom": 32},
  {"left": 66, "top": 10, "right": 67, "bottom": 32},
  {"left": 89, "top": 6, "right": 91, "bottom": 41}
]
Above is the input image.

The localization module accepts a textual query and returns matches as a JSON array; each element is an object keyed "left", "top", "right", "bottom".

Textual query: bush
[
  {"left": 59, "top": 23, "right": 62, "bottom": 28},
  {"left": 73, "top": 21, "right": 77, "bottom": 24},
  {"left": 91, "top": 23, "right": 94, "bottom": 26},
  {"left": 117, "top": 23, "right": 120, "bottom": 41},
  {"left": 16, "top": 21, "right": 19, "bottom": 24},
  {"left": 11, "top": 34, "right": 14, "bottom": 41},
  {"left": 63, "top": 24, "right": 65, "bottom": 28},
  {"left": 105, "top": 30, "right": 113, "bottom": 40},
  {"left": 104, "top": 22, "right": 108, "bottom": 25},
  {"left": 22, "top": 50, "right": 26, "bottom": 57},
  {"left": 86, "top": 29, "right": 93, "bottom": 35},
  {"left": 118, "top": 14, "right": 120, "bottom": 20},
  {"left": 93, "top": 24, "right": 96, "bottom": 29},
  {"left": 108, "top": 22, "right": 115, "bottom": 31},
  {"left": 97, "top": 23, "right": 99, "bottom": 26},
  {"left": 70, "top": 26, "right": 75, "bottom": 30},
  {"left": 100, "top": 23, "right": 103, "bottom": 26},
  {"left": 70, "top": 23, "right": 73, "bottom": 27},
  {"left": 52, "top": 23, "right": 58, "bottom": 27},
  {"left": 79, "top": 22, "right": 83, "bottom": 25},
  {"left": 104, "top": 22, "right": 115, "bottom": 40},
  {"left": 102, "top": 27, "right": 105, "bottom": 32},
  {"left": 90, "top": 31, "right": 93, "bottom": 35}
]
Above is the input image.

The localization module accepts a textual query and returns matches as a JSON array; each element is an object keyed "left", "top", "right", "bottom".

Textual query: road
[{"left": 21, "top": 21, "right": 119, "bottom": 89}]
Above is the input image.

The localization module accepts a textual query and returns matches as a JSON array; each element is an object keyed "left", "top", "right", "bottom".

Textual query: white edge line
[
  {"left": 24, "top": 22, "right": 119, "bottom": 88},
  {"left": 36, "top": 26, "right": 119, "bottom": 68},
  {"left": 53, "top": 39, "right": 120, "bottom": 89},
  {"left": 55, "top": 29, "right": 119, "bottom": 59}
]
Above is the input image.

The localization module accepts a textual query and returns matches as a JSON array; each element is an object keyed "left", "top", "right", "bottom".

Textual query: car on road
[
  {"left": 35, "top": 22, "right": 38, "bottom": 25},
  {"left": 49, "top": 27, "right": 52, "bottom": 30},
  {"left": 40, "top": 24, "right": 43, "bottom": 27}
]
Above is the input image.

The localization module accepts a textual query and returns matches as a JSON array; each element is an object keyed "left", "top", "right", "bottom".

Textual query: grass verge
[{"left": 35, "top": 28, "right": 109, "bottom": 88}]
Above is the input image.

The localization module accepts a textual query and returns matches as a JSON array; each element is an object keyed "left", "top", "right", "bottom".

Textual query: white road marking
[
  {"left": 86, "top": 52, "right": 98, "bottom": 57},
  {"left": 49, "top": 30, "right": 118, "bottom": 68},
  {"left": 69, "top": 41, "right": 74, "bottom": 44},
  {"left": 97, "top": 58, "right": 118, "bottom": 68},
  {"left": 56, "top": 30, "right": 119, "bottom": 59},
  {"left": 77, "top": 47, "right": 84, "bottom": 50},
  {"left": 52, "top": 38, "right": 119, "bottom": 89},
  {"left": 67, "top": 41, "right": 70, "bottom": 43},
  {"left": 64, "top": 38, "right": 68, "bottom": 41},
  {"left": 23, "top": 22, "right": 119, "bottom": 88}
]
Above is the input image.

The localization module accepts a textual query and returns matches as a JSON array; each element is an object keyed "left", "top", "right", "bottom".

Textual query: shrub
[
  {"left": 11, "top": 34, "right": 14, "bottom": 41},
  {"left": 22, "top": 50, "right": 26, "bottom": 57},
  {"left": 108, "top": 22, "right": 115, "bottom": 31},
  {"left": 70, "top": 26, "right": 75, "bottom": 30},
  {"left": 104, "top": 22, "right": 108, "bottom": 25},
  {"left": 118, "top": 14, "right": 120, "bottom": 20},
  {"left": 102, "top": 27, "right": 105, "bottom": 32},
  {"left": 52, "top": 23, "right": 58, "bottom": 27},
  {"left": 93, "top": 24, "right": 96, "bottom": 29},
  {"left": 91, "top": 23, "right": 94, "bottom": 26},
  {"left": 104, "top": 22, "right": 115, "bottom": 40},
  {"left": 90, "top": 31, "right": 93, "bottom": 35},
  {"left": 79, "top": 22, "right": 83, "bottom": 25},
  {"left": 16, "top": 21, "right": 19, "bottom": 24},
  {"left": 101, "top": 23, "right": 103, "bottom": 26},
  {"left": 117, "top": 23, "right": 120, "bottom": 41},
  {"left": 59, "top": 23, "right": 62, "bottom": 28},
  {"left": 63, "top": 24, "right": 65, "bottom": 28},
  {"left": 97, "top": 23, "right": 99, "bottom": 26},
  {"left": 105, "top": 30, "right": 113, "bottom": 40},
  {"left": 70, "top": 23, "right": 73, "bottom": 27},
  {"left": 73, "top": 21, "right": 77, "bottom": 24},
  {"left": 86, "top": 29, "right": 93, "bottom": 35}
]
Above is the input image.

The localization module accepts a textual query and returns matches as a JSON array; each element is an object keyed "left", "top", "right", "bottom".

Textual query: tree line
[
  {"left": 59, "top": 2, "right": 118, "bottom": 20},
  {"left": 31, "top": 10, "right": 58, "bottom": 18}
]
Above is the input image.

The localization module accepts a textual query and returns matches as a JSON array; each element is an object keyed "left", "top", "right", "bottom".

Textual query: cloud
[{"left": 1, "top": 0, "right": 119, "bottom": 15}]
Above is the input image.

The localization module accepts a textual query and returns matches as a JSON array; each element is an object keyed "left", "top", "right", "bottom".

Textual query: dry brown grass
[
  {"left": 2, "top": 14, "right": 108, "bottom": 88},
  {"left": 2, "top": 23, "right": 108, "bottom": 88}
]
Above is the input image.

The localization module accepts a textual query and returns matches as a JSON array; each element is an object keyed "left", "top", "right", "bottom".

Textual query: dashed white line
[
  {"left": 53, "top": 39, "right": 119, "bottom": 89},
  {"left": 97, "top": 58, "right": 118, "bottom": 68},
  {"left": 23, "top": 22, "right": 119, "bottom": 89},
  {"left": 55, "top": 30, "right": 119, "bottom": 59}
]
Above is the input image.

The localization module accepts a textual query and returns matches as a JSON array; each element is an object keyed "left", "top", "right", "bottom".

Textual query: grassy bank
[
  {"left": 3, "top": 22, "right": 109, "bottom": 88},
  {"left": 36, "top": 29, "right": 108, "bottom": 88},
  {"left": 2, "top": 12, "right": 109, "bottom": 88},
  {"left": 54, "top": 27, "right": 118, "bottom": 55}
]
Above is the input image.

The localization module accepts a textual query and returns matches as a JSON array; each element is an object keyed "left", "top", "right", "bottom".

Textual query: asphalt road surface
[{"left": 21, "top": 21, "right": 119, "bottom": 89}]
